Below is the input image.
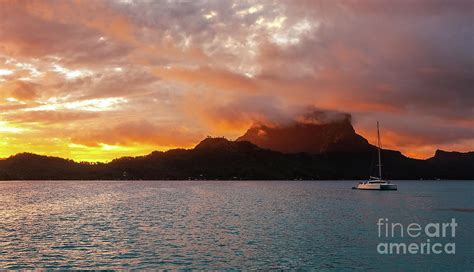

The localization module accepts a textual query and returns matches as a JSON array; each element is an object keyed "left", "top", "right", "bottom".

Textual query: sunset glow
[{"left": 0, "top": 0, "right": 472, "bottom": 161}]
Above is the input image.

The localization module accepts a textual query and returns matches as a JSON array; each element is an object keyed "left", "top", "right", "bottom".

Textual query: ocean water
[{"left": 0, "top": 180, "right": 472, "bottom": 270}]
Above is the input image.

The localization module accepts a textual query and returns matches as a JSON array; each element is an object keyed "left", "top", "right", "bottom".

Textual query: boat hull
[{"left": 353, "top": 183, "right": 397, "bottom": 190}]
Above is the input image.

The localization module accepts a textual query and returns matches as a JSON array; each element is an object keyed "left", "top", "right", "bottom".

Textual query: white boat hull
[{"left": 353, "top": 182, "right": 397, "bottom": 190}]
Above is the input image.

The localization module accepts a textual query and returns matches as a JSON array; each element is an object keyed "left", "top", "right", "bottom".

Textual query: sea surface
[{"left": 0, "top": 180, "right": 472, "bottom": 270}]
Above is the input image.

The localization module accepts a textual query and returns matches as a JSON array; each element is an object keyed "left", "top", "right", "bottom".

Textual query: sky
[{"left": 0, "top": 0, "right": 473, "bottom": 162}]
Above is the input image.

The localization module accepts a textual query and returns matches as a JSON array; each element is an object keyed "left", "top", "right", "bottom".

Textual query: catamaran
[{"left": 353, "top": 122, "right": 397, "bottom": 190}]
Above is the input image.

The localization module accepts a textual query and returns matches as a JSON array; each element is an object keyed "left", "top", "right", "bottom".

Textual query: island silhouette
[{"left": 1, "top": 117, "right": 473, "bottom": 180}]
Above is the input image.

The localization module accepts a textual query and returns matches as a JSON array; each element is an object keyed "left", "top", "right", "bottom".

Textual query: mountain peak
[
  {"left": 7, "top": 152, "right": 70, "bottom": 162},
  {"left": 237, "top": 116, "right": 371, "bottom": 154},
  {"left": 195, "top": 137, "right": 233, "bottom": 150},
  {"left": 195, "top": 137, "right": 258, "bottom": 153}
]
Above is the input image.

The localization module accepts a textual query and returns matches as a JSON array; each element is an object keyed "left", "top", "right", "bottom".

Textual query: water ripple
[{"left": 0, "top": 180, "right": 472, "bottom": 270}]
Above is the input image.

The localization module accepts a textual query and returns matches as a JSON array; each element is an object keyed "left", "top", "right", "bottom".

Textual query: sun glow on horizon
[{"left": 0, "top": 137, "right": 195, "bottom": 163}]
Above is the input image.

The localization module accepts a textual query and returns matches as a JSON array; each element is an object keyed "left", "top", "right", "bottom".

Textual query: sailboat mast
[{"left": 377, "top": 121, "right": 382, "bottom": 179}]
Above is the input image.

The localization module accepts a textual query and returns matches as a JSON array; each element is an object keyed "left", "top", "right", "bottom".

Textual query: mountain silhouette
[{"left": 0, "top": 137, "right": 473, "bottom": 180}]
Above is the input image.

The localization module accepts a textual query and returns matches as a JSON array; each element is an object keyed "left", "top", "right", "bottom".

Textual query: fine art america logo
[{"left": 376, "top": 218, "right": 457, "bottom": 255}]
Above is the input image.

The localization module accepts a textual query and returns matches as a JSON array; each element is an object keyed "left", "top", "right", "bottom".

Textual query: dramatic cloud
[
  {"left": 0, "top": 0, "right": 472, "bottom": 161},
  {"left": 71, "top": 119, "right": 201, "bottom": 148}
]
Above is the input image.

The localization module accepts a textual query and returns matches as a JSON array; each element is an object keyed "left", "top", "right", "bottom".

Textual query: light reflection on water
[{"left": 0, "top": 180, "right": 472, "bottom": 270}]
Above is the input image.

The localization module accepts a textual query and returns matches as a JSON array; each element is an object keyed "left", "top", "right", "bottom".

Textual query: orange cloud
[
  {"left": 4, "top": 110, "right": 99, "bottom": 124},
  {"left": 22, "top": 0, "right": 136, "bottom": 43},
  {"left": 71, "top": 120, "right": 202, "bottom": 149},
  {"left": 155, "top": 66, "right": 259, "bottom": 92},
  {"left": 1, "top": 80, "right": 38, "bottom": 101}
]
